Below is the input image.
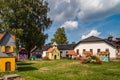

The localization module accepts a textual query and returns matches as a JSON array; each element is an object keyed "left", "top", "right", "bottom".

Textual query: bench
[{"left": 3, "top": 74, "right": 20, "bottom": 80}]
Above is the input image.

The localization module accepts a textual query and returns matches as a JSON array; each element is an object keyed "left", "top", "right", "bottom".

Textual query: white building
[{"left": 74, "top": 36, "right": 120, "bottom": 58}]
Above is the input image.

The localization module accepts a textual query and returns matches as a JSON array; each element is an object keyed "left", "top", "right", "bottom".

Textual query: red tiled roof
[
  {"left": 46, "top": 48, "right": 54, "bottom": 53},
  {"left": 0, "top": 34, "right": 4, "bottom": 40},
  {"left": 67, "top": 50, "right": 77, "bottom": 55},
  {"left": 83, "top": 51, "right": 93, "bottom": 55},
  {"left": 97, "top": 51, "right": 109, "bottom": 55}
]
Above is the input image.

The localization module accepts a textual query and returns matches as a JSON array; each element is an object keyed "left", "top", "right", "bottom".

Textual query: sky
[{"left": 45, "top": 0, "right": 120, "bottom": 44}]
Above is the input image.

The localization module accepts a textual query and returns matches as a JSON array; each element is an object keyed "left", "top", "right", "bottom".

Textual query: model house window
[
  {"left": 97, "top": 49, "right": 100, "bottom": 52},
  {"left": 5, "top": 46, "right": 11, "bottom": 53},
  {"left": 106, "top": 49, "right": 109, "bottom": 52},
  {"left": 60, "top": 51, "right": 62, "bottom": 53},
  {"left": 83, "top": 49, "right": 86, "bottom": 52},
  {"left": 1, "top": 46, "right": 14, "bottom": 53},
  {"left": 77, "top": 49, "right": 79, "bottom": 54},
  {"left": 90, "top": 49, "right": 93, "bottom": 52}
]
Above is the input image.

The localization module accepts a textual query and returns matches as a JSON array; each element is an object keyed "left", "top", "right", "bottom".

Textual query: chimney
[{"left": 108, "top": 33, "right": 113, "bottom": 41}]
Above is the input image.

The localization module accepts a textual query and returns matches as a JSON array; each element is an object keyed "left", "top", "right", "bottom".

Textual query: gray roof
[
  {"left": 42, "top": 44, "right": 76, "bottom": 51},
  {"left": 42, "top": 45, "right": 52, "bottom": 51},
  {"left": 81, "top": 36, "right": 104, "bottom": 42},
  {"left": 75, "top": 36, "right": 119, "bottom": 48},
  {"left": 58, "top": 44, "right": 76, "bottom": 50}
]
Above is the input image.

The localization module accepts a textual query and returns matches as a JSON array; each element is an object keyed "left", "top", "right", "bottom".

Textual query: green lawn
[{"left": 1, "top": 59, "right": 120, "bottom": 80}]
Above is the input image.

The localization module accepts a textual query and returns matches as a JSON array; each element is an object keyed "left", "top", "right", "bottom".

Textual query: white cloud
[
  {"left": 77, "top": 0, "right": 120, "bottom": 20},
  {"left": 48, "top": 0, "right": 120, "bottom": 22},
  {"left": 48, "top": 0, "right": 79, "bottom": 23},
  {"left": 61, "top": 21, "right": 78, "bottom": 30},
  {"left": 81, "top": 30, "right": 101, "bottom": 39}
]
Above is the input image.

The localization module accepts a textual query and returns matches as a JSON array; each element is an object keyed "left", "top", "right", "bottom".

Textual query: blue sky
[{"left": 45, "top": 0, "right": 120, "bottom": 44}]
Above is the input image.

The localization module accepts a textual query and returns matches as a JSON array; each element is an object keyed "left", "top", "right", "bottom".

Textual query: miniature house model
[
  {"left": 0, "top": 32, "right": 16, "bottom": 72},
  {"left": 18, "top": 48, "right": 28, "bottom": 61},
  {"left": 42, "top": 42, "right": 60, "bottom": 60},
  {"left": 97, "top": 49, "right": 110, "bottom": 62},
  {"left": 30, "top": 46, "right": 42, "bottom": 60}
]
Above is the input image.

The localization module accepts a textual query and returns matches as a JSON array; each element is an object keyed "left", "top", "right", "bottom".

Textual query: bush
[
  {"left": 78, "top": 55, "right": 102, "bottom": 64},
  {"left": 42, "top": 56, "right": 50, "bottom": 60}
]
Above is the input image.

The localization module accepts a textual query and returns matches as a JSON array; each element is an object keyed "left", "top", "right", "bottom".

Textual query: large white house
[{"left": 74, "top": 36, "right": 120, "bottom": 58}]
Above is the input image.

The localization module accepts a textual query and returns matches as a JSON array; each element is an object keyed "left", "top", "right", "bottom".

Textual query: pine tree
[{"left": 51, "top": 27, "right": 68, "bottom": 44}]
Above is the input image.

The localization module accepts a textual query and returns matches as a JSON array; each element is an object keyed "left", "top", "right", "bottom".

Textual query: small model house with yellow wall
[
  {"left": 42, "top": 42, "right": 60, "bottom": 60},
  {"left": 46, "top": 47, "right": 60, "bottom": 59},
  {"left": 0, "top": 32, "right": 16, "bottom": 72}
]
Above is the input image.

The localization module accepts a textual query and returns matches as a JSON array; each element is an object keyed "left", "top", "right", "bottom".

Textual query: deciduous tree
[{"left": 0, "top": 0, "right": 52, "bottom": 57}]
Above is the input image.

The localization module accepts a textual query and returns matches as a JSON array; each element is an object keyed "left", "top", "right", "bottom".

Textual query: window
[
  {"left": 90, "top": 49, "right": 93, "bottom": 52},
  {"left": 60, "top": 51, "right": 62, "bottom": 53},
  {"left": 5, "top": 46, "right": 11, "bottom": 53},
  {"left": 83, "top": 49, "right": 86, "bottom": 52},
  {"left": 77, "top": 49, "right": 79, "bottom": 54},
  {"left": 1, "top": 46, "right": 14, "bottom": 53},
  {"left": 97, "top": 49, "right": 100, "bottom": 52},
  {"left": 106, "top": 49, "right": 109, "bottom": 52}
]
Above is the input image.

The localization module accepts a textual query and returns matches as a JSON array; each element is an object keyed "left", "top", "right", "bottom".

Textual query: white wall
[
  {"left": 60, "top": 50, "right": 67, "bottom": 58},
  {"left": 74, "top": 41, "right": 117, "bottom": 58}
]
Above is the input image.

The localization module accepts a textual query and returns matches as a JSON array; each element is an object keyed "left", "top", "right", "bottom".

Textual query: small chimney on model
[{"left": 108, "top": 32, "right": 113, "bottom": 41}]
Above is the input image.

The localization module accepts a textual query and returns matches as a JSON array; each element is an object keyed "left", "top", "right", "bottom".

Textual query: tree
[
  {"left": 0, "top": 0, "right": 52, "bottom": 56},
  {"left": 51, "top": 27, "right": 68, "bottom": 44}
]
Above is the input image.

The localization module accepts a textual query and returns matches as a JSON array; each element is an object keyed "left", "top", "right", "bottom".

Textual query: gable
[
  {"left": 0, "top": 32, "right": 16, "bottom": 57},
  {"left": 0, "top": 32, "right": 15, "bottom": 46}
]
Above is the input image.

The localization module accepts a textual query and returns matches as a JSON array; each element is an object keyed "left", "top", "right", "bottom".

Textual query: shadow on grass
[
  {"left": 17, "top": 62, "right": 34, "bottom": 66},
  {"left": 17, "top": 66, "right": 38, "bottom": 72}
]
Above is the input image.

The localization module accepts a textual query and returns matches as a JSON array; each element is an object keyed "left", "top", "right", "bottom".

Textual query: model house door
[
  {"left": 54, "top": 55, "right": 57, "bottom": 59},
  {"left": 5, "top": 62, "right": 11, "bottom": 71}
]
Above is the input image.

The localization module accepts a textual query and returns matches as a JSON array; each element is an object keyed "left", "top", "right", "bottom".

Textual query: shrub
[{"left": 42, "top": 56, "right": 50, "bottom": 60}]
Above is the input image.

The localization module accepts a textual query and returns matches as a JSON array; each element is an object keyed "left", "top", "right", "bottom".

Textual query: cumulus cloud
[
  {"left": 61, "top": 21, "right": 78, "bottom": 30},
  {"left": 47, "top": 0, "right": 79, "bottom": 23},
  {"left": 48, "top": 0, "right": 120, "bottom": 22},
  {"left": 81, "top": 30, "right": 101, "bottom": 39},
  {"left": 77, "top": 0, "right": 120, "bottom": 20}
]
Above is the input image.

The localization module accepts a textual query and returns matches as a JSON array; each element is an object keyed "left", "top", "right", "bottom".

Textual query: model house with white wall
[{"left": 74, "top": 36, "right": 120, "bottom": 59}]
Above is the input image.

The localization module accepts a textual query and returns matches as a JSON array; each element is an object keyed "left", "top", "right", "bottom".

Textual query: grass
[{"left": 1, "top": 59, "right": 120, "bottom": 80}]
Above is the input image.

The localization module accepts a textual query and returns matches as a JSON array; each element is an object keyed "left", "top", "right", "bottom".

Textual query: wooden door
[{"left": 5, "top": 62, "right": 11, "bottom": 71}]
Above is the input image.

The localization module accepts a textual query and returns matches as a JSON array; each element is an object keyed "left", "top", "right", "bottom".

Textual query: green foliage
[
  {"left": 0, "top": 0, "right": 52, "bottom": 54},
  {"left": 51, "top": 27, "right": 68, "bottom": 44}
]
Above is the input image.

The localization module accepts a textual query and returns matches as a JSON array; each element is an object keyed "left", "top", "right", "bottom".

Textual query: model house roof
[
  {"left": 42, "top": 44, "right": 76, "bottom": 51},
  {"left": 75, "top": 36, "right": 119, "bottom": 48},
  {"left": 0, "top": 32, "right": 16, "bottom": 57},
  {"left": 83, "top": 51, "right": 93, "bottom": 55},
  {"left": 66, "top": 50, "right": 77, "bottom": 55},
  {"left": 0, "top": 34, "right": 4, "bottom": 40},
  {"left": 58, "top": 44, "right": 76, "bottom": 50},
  {"left": 0, "top": 32, "right": 15, "bottom": 41},
  {"left": 46, "top": 48, "right": 54, "bottom": 53},
  {"left": 30, "top": 46, "right": 41, "bottom": 53},
  {"left": 97, "top": 51, "right": 109, "bottom": 55},
  {"left": 42, "top": 45, "right": 52, "bottom": 51}
]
